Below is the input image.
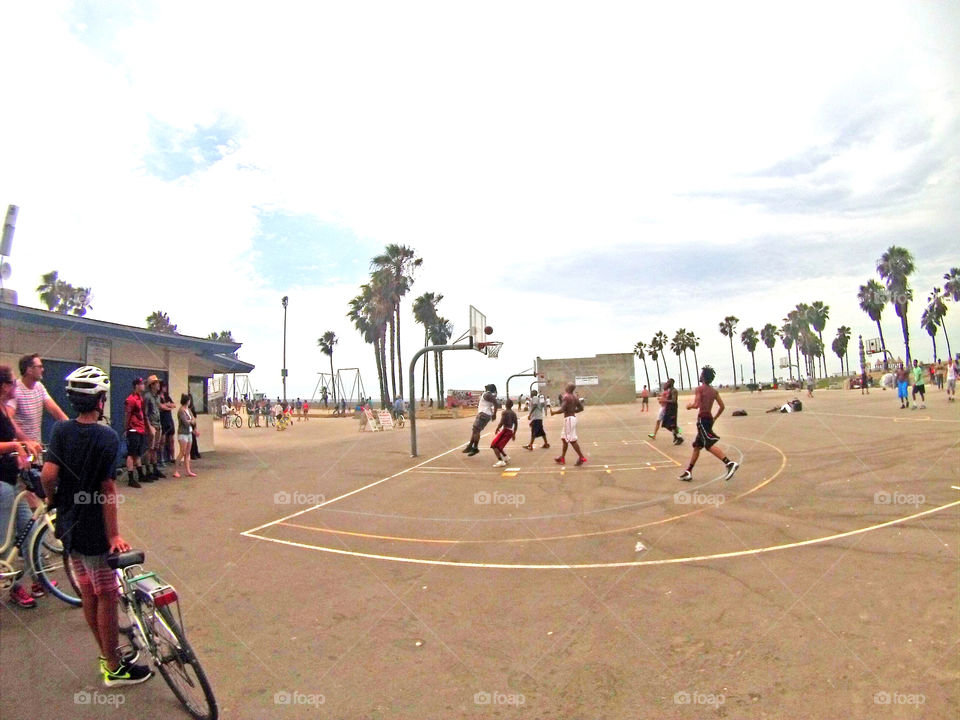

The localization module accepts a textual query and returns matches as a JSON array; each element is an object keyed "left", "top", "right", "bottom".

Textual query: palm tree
[
  {"left": 877, "top": 246, "right": 915, "bottom": 364},
  {"left": 317, "top": 331, "right": 338, "bottom": 403},
  {"left": 146, "top": 311, "right": 177, "bottom": 333},
  {"left": 780, "top": 320, "right": 796, "bottom": 380},
  {"left": 412, "top": 292, "right": 442, "bottom": 400},
  {"left": 685, "top": 331, "right": 701, "bottom": 381},
  {"left": 834, "top": 326, "right": 851, "bottom": 376},
  {"left": 349, "top": 275, "right": 393, "bottom": 406},
  {"left": 718, "top": 316, "right": 739, "bottom": 387},
  {"left": 652, "top": 332, "right": 670, "bottom": 386},
  {"left": 944, "top": 268, "right": 960, "bottom": 302},
  {"left": 633, "top": 341, "right": 651, "bottom": 390},
  {"left": 740, "top": 327, "right": 759, "bottom": 385},
  {"left": 807, "top": 301, "right": 830, "bottom": 376},
  {"left": 206, "top": 330, "right": 235, "bottom": 342},
  {"left": 760, "top": 323, "right": 780, "bottom": 383},
  {"left": 36, "top": 271, "right": 92, "bottom": 315},
  {"left": 648, "top": 336, "right": 663, "bottom": 390},
  {"left": 674, "top": 328, "right": 693, "bottom": 388},
  {"left": 924, "top": 287, "right": 951, "bottom": 360},
  {"left": 430, "top": 317, "right": 454, "bottom": 405},
  {"left": 858, "top": 279, "right": 890, "bottom": 370},
  {"left": 371, "top": 244, "right": 423, "bottom": 399},
  {"left": 669, "top": 332, "right": 686, "bottom": 390}
]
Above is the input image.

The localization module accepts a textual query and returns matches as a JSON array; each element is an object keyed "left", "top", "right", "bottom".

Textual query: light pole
[{"left": 281, "top": 296, "right": 289, "bottom": 403}]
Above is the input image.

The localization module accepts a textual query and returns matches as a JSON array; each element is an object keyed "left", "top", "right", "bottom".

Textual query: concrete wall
[{"left": 535, "top": 353, "right": 636, "bottom": 405}]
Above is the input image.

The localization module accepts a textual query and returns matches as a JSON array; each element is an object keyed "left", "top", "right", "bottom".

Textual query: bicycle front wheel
[
  {"left": 149, "top": 606, "right": 218, "bottom": 720},
  {"left": 30, "top": 521, "right": 82, "bottom": 607},
  {"left": 233, "top": 416, "right": 242, "bottom": 428}
]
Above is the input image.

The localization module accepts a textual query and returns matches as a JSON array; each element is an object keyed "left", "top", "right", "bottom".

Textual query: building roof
[{"left": 0, "top": 301, "right": 255, "bottom": 373}]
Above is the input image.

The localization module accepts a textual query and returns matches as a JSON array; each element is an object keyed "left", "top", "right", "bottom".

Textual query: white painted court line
[
  {"left": 240, "top": 438, "right": 485, "bottom": 536},
  {"left": 242, "top": 500, "right": 960, "bottom": 570}
]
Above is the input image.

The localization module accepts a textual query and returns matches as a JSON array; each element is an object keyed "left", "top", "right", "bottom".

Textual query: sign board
[
  {"left": 575, "top": 376, "right": 599, "bottom": 386},
  {"left": 377, "top": 410, "right": 394, "bottom": 430},
  {"left": 363, "top": 408, "right": 380, "bottom": 431}
]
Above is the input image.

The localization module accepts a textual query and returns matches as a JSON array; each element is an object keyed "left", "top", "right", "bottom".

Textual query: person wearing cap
[
  {"left": 463, "top": 383, "right": 499, "bottom": 457},
  {"left": 142, "top": 375, "right": 168, "bottom": 479},
  {"left": 123, "top": 378, "right": 148, "bottom": 488}
]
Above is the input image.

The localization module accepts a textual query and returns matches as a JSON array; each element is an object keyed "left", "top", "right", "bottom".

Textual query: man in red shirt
[{"left": 123, "top": 378, "right": 148, "bottom": 488}]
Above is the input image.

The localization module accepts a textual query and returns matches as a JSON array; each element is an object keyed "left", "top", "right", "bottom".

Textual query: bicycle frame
[{"left": 117, "top": 562, "right": 182, "bottom": 655}]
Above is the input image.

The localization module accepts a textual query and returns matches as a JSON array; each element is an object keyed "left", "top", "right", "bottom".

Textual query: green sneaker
[{"left": 103, "top": 658, "right": 153, "bottom": 687}]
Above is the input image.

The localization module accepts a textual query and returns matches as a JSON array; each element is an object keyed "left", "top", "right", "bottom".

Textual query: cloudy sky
[{"left": 1, "top": 1, "right": 957, "bottom": 397}]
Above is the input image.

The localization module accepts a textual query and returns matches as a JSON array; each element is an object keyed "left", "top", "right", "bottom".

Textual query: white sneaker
[
  {"left": 493, "top": 460, "right": 507, "bottom": 468},
  {"left": 502, "top": 455, "right": 510, "bottom": 464},
  {"left": 724, "top": 461, "right": 740, "bottom": 481},
  {"left": 920, "top": 404, "right": 926, "bottom": 409},
  {"left": 678, "top": 470, "right": 693, "bottom": 481}
]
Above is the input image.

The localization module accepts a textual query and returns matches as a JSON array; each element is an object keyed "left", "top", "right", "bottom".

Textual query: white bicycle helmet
[{"left": 65, "top": 365, "right": 111, "bottom": 395}]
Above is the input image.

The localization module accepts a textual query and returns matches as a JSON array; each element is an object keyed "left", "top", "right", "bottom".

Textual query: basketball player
[
  {"left": 551, "top": 382, "right": 586, "bottom": 466},
  {"left": 678, "top": 366, "right": 739, "bottom": 482},
  {"left": 463, "top": 384, "right": 498, "bottom": 457},
  {"left": 491, "top": 399, "right": 518, "bottom": 467}
]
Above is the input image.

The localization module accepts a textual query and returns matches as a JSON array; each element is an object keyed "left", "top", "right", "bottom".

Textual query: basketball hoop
[{"left": 477, "top": 341, "right": 503, "bottom": 358}]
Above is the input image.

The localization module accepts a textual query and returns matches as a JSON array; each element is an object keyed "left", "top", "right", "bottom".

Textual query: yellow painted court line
[
  {"left": 263, "top": 437, "right": 786, "bottom": 545},
  {"left": 643, "top": 440, "right": 683, "bottom": 467},
  {"left": 245, "top": 500, "right": 960, "bottom": 569}
]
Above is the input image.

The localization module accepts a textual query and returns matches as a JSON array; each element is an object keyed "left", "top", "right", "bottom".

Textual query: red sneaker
[
  {"left": 10, "top": 585, "right": 37, "bottom": 608},
  {"left": 575, "top": 457, "right": 588, "bottom": 466},
  {"left": 554, "top": 457, "right": 565, "bottom": 465},
  {"left": 31, "top": 580, "right": 55, "bottom": 598}
]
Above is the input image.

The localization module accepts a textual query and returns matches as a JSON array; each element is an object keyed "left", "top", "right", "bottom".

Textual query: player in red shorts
[{"left": 491, "top": 399, "right": 518, "bottom": 468}]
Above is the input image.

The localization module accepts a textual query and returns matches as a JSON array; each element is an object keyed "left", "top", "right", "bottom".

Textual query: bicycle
[
  {"left": 394, "top": 413, "right": 405, "bottom": 428},
  {"left": 247, "top": 410, "right": 258, "bottom": 428},
  {"left": 110, "top": 549, "right": 218, "bottom": 719},
  {"left": 0, "top": 455, "right": 82, "bottom": 606}
]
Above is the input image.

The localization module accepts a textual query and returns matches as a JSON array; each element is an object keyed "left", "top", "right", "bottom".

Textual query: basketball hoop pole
[
  {"left": 505, "top": 370, "right": 535, "bottom": 403},
  {"left": 408, "top": 339, "right": 475, "bottom": 457}
]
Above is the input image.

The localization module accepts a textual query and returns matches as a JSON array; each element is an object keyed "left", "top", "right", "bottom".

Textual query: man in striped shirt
[{"left": 6, "top": 354, "right": 68, "bottom": 445}]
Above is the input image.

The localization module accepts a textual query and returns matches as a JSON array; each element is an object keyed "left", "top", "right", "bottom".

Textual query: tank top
[{"left": 477, "top": 394, "right": 496, "bottom": 417}]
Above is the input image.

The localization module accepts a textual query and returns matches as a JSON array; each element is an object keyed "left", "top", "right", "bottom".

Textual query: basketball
[{"left": 484, "top": 325, "right": 493, "bottom": 335}]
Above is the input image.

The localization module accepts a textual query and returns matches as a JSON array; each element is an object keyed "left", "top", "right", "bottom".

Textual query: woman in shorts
[{"left": 173, "top": 394, "right": 197, "bottom": 478}]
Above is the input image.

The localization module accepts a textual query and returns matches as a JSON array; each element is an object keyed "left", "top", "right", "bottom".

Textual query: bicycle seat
[{"left": 107, "top": 550, "right": 145, "bottom": 569}]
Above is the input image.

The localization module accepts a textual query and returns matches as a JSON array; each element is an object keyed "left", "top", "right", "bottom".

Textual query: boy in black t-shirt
[{"left": 41, "top": 366, "right": 153, "bottom": 687}]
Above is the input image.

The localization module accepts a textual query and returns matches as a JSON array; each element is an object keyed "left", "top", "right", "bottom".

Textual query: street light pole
[{"left": 282, "top": 295, "right": 289, "bottom": 404}]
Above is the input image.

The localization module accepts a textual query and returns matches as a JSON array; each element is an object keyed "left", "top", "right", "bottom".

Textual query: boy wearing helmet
[{"left": 41, "top": 367, "right": 153, "bottom": 687}]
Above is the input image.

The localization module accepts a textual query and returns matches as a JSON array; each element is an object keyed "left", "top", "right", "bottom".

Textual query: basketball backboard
[
  {"left": 865, "top": 338, "right": 881, "bottom": 354},
  {"left": 469, "top": 305, "right": 488, "bottom": 352}
]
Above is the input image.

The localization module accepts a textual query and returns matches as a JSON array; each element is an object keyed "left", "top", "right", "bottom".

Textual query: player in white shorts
[
  {"left": 947, "top": 357, "right": 957, "bottom": 401},
  {"left": 551, "top": 382, "right": 586, "bottom": 466}
]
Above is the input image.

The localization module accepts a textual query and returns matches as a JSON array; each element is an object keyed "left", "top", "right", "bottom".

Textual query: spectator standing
[
  {"left": 123, "top": 378, "right": 148, "bottom": 487},
  {"left": 173, "top": 394, "right": 196, "bottom": 478},
  {"left": 158, "top": 381, "right": 176, "bottom": 466},
  {"left": 6, "top": 354, "right": 68, "bottom": 447},
  {"left": 187, "top": 394, "right": 201, "bottom": 459},
  {"left": 142, "top": 376, "right": 165, "bottom": 479}
]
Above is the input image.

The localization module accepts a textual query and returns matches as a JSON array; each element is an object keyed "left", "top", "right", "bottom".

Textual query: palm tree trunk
[
  {"left": 750, "top": 351, "right": 756, "bottom": 385},
  {"left": 682, "top": 349, "right": 692, "bottom": 388},
  {"left": 769, "top": 347, "right": 776, "bottom": 383},
  {"left": 387, "top": 318, "right": 397, "bottom": 400},
  {"left": 661, "top": 354, "right": 669, "bottom": 383},
  {"left": 395, "top": 304, "right": 404, "bottom": 397},
  {"left": 899, "top": 310, "right": 911, "bottom": 364},
  {"left": 380, "top": 333, "right": 390, "bottom": 407},
  {"left": 942, "top": 323, "right": 952, "bottom": 361},
  {"left": 930, "top": 333, "right": 937, "bottom": 360},
  {"left": 653, "top": 358, "right": 662, "bottom": 389},
  {"left": 440, "top": 350, "right": 446, "bottom": 403},
  {"left": 434, "top": 351, "right": 441, "bottom": 405},
  {"left": 796, "top": 345, "right": 801, "bottom": 379},
  {"left": 728, "top": 337, "right": 737, "bottom": 387},
  {"left": 329, "top": 355, "right": 336, "bottom": 403},
  {"left": 373, "top": 339, "right": 384, "bottom": 406},
  {"left": 641, "top": 359, "right": 650, "bottom": 389},
  {"left": 692, "top": 347, "right": 699, "bottom": 381},
  {"left": 876, "top": 320, "right": 889, "bottom": 370}
]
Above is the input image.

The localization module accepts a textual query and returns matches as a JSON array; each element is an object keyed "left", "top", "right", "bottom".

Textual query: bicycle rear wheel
[
  {"left": 233, "top": 416, "right": 242, "bottom": 428},
  {"left": 149, "top": 606, "right": 218, "bottom": 720},
  {"left": 31, "top": 522, "right": 82, "bottom": 607}
]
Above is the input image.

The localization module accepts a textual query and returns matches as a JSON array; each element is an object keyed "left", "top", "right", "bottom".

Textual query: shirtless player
[
  {"left": 678, "top": 366, "right": 739, "bottom": 482},
  {"left": 551, "top": 383, "right": 586, "bottom": 466}
]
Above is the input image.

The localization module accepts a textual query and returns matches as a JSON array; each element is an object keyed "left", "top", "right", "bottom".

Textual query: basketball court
[{"left": 2, "top": 311, "right": 957, "bottom": 719}]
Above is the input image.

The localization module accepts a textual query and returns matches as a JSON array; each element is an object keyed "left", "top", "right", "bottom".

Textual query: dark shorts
[
  {"left": 693, "top": 416, "right": 719, "bottom": 449},
  {"left": 913, "top": 383, "right": 925, "bottom": 392},
  {"left": 472, "top": 413, "right": 492, "bottom": 433},
  {"left": 125, "top": 431, "right": 144, "bottom": 457},
  {"left": 662, "top": 404, "right": 678, "bottom": 431},
  {"left": 530, "top": 418, "right": 546, "bottom": 438}
]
